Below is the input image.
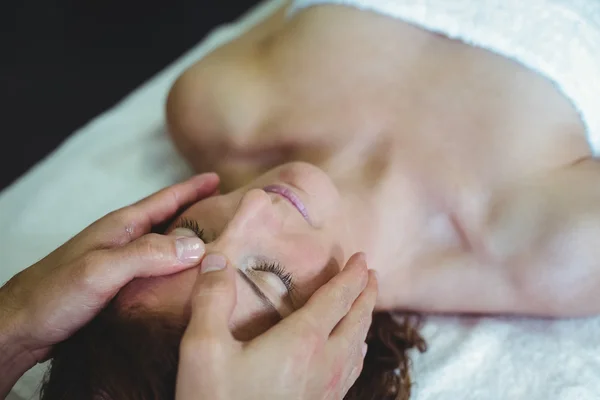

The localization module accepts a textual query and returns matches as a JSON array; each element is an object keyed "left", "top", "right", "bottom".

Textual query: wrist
[{"left": 0, "top": 282, "right": 36, "bottom": 397}]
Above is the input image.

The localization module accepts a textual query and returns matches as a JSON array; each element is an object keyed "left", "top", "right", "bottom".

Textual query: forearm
[{"left": 0, "top": 282, "right": 35, "bottom": 398}]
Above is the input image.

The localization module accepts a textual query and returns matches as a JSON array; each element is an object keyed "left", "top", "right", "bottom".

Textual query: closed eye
[
  {"left": 237, "top": 269, "right": 288, "bottom": 319},
  {"left": 173, "top": 218, "right": 296, "bottom": 295},
  {"left": 251, "top": 261, "right": 295, "bottom": 293}
]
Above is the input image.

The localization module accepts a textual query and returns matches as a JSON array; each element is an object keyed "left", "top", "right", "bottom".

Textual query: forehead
[{"left": 176, "top": 193, "right": 236, "bottom": 231}]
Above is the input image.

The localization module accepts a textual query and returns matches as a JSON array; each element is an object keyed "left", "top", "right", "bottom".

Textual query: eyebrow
[{"left": 236, "top": 269, "right": 282, "bottom": 319}]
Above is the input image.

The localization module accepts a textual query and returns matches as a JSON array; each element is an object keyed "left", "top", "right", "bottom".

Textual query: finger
[
  {"left": 340, "top": 349, "right": 366, "bottom": 398},
  {"left": 330, "top": 270, "right": 378, "bottom": 345},
  {"left": 130, "top": 173, "right": 220, "bottom": 226},
  {"left": 279, "top": 253, "right": 369, "bottom": 341},
  {"left": 328, "top": 271, "right": 375, "bottom": 397},
  {"left": 176, "top": 255, "right": 237, "bottom": 399},
  {"left": 87, "top": 173, "right": 220, "bottom": 247},
  {"left": 77, "top": 232, "right": 206, "bottom": 299},
  {"left": 24, "top": 231, "right": 207, "bottom": 343},
  {"left": 184, "top": 253, "right": 238, "bottom": 346},
  {"left": 328, "top": 271, "right": 376, "bottom": 397}
]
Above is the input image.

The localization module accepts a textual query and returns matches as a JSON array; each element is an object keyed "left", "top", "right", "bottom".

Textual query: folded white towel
[{"left": 289, "top": 0, "right": 600, "bottom": 156}]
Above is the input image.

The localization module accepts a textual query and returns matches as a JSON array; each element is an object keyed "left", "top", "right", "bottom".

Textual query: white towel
[
  {"left": 289, "top": 0, "right": 600, "bottom": 156},
  {"left": 2, "top": 0, "right": 600, "bottom": 399}
]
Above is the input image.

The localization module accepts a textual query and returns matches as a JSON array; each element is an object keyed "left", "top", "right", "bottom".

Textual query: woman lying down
[{"left": 40, "top": 1, "right": 600, "bottom": 399}]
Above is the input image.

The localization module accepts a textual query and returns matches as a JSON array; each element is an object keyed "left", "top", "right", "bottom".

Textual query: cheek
[
  {"left": 295, "top": 256, "right": 341, "bottom": 306},
  {"left": 282, "top": 237, "right": 344, "bottom": 305}
]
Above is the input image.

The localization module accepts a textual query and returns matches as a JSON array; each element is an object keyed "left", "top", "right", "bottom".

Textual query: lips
[{"left": 263, "top": 184, "right": 311, "bottom": 223}]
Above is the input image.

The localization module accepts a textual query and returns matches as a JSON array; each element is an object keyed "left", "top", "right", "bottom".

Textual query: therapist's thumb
[{"left": 185, "top": 253, "right": 237, "bottom": 343}]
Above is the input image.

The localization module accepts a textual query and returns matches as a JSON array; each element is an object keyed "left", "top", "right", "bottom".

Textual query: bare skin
[{"left": 166, "top": 3, "right": 600, "bottom": 317}]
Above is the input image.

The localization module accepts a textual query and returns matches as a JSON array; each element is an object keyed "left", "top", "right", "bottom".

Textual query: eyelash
[
  {"left": 174, "top": 218, "right": 209, "bottom": 242},
  {"left": 253, "top": 261, "right": 295, "bottom": 293}
]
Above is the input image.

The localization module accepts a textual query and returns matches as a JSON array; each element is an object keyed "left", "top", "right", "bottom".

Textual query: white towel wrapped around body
[{"left": 289, "top": 0, "right": 600, "bottom": 156}]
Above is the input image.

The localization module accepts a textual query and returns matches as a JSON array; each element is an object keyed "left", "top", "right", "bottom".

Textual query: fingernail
[
  {"left": 169, "top": 228, "right": 198, "bottom": 238},
  {"left": 176, "top": 237, "right": 204, "bottom": 262},
  {"left": 200, "top": 253, "right": 227, "bottom": 273},
  {"left": 370, "top": 269, "right": 379, "bottom": 281},
  {"left": 362, "top": 343, "right": 368, "bottom": 357}
]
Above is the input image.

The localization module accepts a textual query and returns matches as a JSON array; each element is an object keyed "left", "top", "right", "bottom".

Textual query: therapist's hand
[
  {"left": 0, "top": 173, "right": 219, "bottom": 371},
  {"left": 176, "top": 252, "right": 378, "bottom": 400}
]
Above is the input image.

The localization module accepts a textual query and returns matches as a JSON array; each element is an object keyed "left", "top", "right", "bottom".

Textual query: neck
[
  {"left": 314, "top": 133, "right": 451, "bottom": 311},
  {"left": 316, "top": 135, "right": 411, "bottom": 280}
]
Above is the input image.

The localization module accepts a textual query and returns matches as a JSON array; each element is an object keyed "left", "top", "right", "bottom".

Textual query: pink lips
[{"left": 263, "top": 184, "right": 311, "bottom": 223}]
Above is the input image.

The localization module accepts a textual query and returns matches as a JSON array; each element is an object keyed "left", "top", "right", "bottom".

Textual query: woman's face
[{"left": 118, "top": 162, "right": 359, "bottom": 339}]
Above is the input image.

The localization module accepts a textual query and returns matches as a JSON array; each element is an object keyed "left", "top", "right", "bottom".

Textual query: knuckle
[
  {"left": 106, "top": 208, "right": 141, "bottom": 244},
  {"left": 128, "top": 233, "right": 176, "bottom": 261},
  {"left": 132, "top": 234, "right": 171, "bottom": 260},
  {"left": 105, "top": 209, "right": 130, "bottom": 228},
  {"left": 164, "top": 187, "right": 182, "bottom": 210},
  {"left": 151, "top": 186, "right": 182, "bottom": 215}
]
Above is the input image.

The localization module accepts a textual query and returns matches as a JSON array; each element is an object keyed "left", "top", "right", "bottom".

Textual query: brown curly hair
[
  {"left": 345, "top": 313, "right": 427, "bottom": 400},
  {"left": 40, "top": 303, "right": 426, "bottom": 400}
]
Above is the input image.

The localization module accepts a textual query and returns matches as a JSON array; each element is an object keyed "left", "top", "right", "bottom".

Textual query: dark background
[{"left": 1, "top": 0, "right": 256, "bottom": 191}]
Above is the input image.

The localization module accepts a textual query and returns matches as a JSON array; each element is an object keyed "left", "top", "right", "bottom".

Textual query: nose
[{"left": 208, "top": 188, "right": 280, "bottom": 253}]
